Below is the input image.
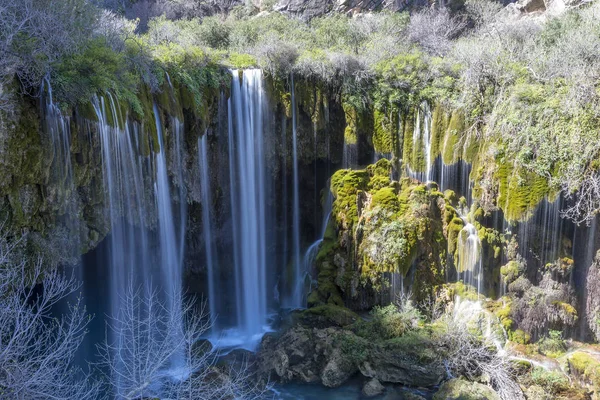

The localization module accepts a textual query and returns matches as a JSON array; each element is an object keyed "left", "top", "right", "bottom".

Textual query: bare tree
[
  {"left": 97, "top": 283, "right": 270, "bottom": 399},
  {"left": 561, "top": 172, "right": 600, "bottom": 225},
  {"left": 436, "top": 302, "right": 525, "bottom": 400},
  {"left": 0, "top": 231, "right": 99, "bottom": 400},
  {"left": 408, "top": 7, "right": 467, "bottom": 56}
]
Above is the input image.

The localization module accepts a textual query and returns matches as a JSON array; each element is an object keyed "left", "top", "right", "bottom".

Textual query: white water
[
  {"left": 42, "top": 79, "right": 81, "bottom": 260},
  {"left": 198, "top": 135, "right": 218, "bottom": 330},
  {"left": 91, "top": 94, "right": 187, "bottom": 392},
  {"left": 226, "top": 69, "right": 269, "bottom": 345},
  {"left": 290, "top": 75, "right": 303, "bottom": 308},
  {"left": 457, "top": 213, "right": 483, "bottom": 294},
  {"left": 408, "top": 101, "right": 432, "bottom": 183},
  {"left": 153, "top": 104, "right": 185, "bottom": 331}
]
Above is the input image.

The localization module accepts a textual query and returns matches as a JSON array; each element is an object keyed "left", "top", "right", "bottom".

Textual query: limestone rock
[
  {"left": 273, "top": 0, "right": 336, "bottom": 20},
  {"left": 321, "top": 347, "right": 357, "bottom": 387},
  {"left": 257, "top": 323, "right": 444, "bottom": 388},
  {"left": 358, "top": 343, "right": 445, "bottom": 387},
  {"left": 362, "top": 378, "right": 385, "bottom": 397},
  {"left": 433, "top": 378, "right": 500, "bottom": 400}
]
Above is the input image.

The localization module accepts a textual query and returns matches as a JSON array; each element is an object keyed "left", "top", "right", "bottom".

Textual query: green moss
[
  {"left": 330, "top": 169, "right": 369, "bottom": 229},
  {"left": 373, "top": 108, "right": 395, "bottom": 154},
  {"left": 569, "top": 351, "right": 600, "bottom": 388},
  {"left": 442, "top": 110, "right": 464, "bottom": 164},
  {"left": 298, "top": 304, "right": 359, "bottom": 327},
  {"left": 447, "top": 217, "right": 464, "bottom": 259},
  {"left": 510, "top": 329, "right": 531, "bottom": 344},
  {"left": 495, "top": 156, "right": 550, "bottom": 222},
  {"left": 226, "top": 52, "right": 257, "bottom": 69},
  {"left": 430, "top": 103, "right": 449, "bottom": 161}
]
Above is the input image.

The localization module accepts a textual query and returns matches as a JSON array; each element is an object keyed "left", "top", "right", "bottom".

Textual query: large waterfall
[
  {"left": 90, "top": 94, "right": 187, "bottom": 384},
  {"left": 290, "top": 75, "right": 303, "bottom": 308},
  {"left": 223, "top": 69, "right": 271, "bottom": 345}
]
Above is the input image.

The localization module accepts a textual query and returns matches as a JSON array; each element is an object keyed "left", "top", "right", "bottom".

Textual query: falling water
[
  {"left": 457, "top": 216, "right": 483, "bottom": 294},
  {"left": 301, "top": 191, "right": 333, "bottom": 290},
  {"left": 153, "top": 104, "right": 184, "bottom": 318},
  {"left": 42, "top": 79, "right": 80, "bottom": 259},
  {"left": 408, "top": 101, "right": 432, "bottom": 183},
  {"left": 198, "top": 135, "right": 218, "bottom": 330},
  {"left": 91, "top": 94, "right": 187, "bottom": 389},
  {"left": 290, "top": 75, "right": 303, "bottom": 308},
  {"left": 227, "top": 69, "right": 269, "bottom": 343}
]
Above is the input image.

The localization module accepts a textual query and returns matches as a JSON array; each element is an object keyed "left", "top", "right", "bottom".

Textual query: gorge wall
[{"left": 1, "top": 65, "right": 598, "bottom": 346}]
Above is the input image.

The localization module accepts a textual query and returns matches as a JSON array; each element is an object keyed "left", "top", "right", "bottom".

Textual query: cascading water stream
[
  {"left": 457, "top": 212, "right": 483, "bottom": 294},
  {"left": 42, "top": 79, "right": 81, "bottom": 260},
  {"left": 224, "top": 69, "right": 270, "bottom": 346},
  {"left": 90, "top": 94, "right": 187, "bottom": 391},
  {"left": 198, "top": 135, "right": 219, "bottom": 330},
  {"left": 408, "top": 101, "right": 432, "bottom": 183},
  {"left": 290, "top": 75, "right": 303, "bottom": 308}
]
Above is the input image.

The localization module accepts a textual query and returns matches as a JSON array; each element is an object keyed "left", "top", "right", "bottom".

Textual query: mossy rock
[
  {"left": 433, "top": 378, "right": 500, "bottom": 400},
  {"left": 568, "top": 351, "right": 600, "bottom": 389},
  {"left": 295, "top": 304, "right": 359, "bottom": 328}
]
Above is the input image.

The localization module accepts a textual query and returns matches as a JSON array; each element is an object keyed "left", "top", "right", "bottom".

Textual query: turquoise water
[{"left": 273, "top": 380, "right": 434, "bottom": 400}]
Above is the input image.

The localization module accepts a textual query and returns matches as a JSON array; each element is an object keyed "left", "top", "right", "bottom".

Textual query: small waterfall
[
  {"left": 198, "top": 135, "right": 218, "bottom": 330},
  {"left": 290, "top": 75, "right": 303, "bottom": 308},
  {"left": 92, "top": 94, "right": 187, "bottom": 388},
  {"left": 171, "top": 117, "right": 187, "bottom": 268},
  {"left": 42, "top": 79, "right": 80, "bottom": 260},
  {"left": 457, "top": 213, "right": 483, "bottom": 294},
  {"left": 301, "top": 191, "right": 333, "bottom": 290},
  {"left": 408, "top": 101, "right": 432, "bottom": 183},
  {"left": 516, "top": 197, "right": 566, "bottom": 268},
  {"left": 227, "top": 69, "right": 269, "bottom": 343},
  {"left": 153, "top": 104, "right": 184, "bottom": 319}
]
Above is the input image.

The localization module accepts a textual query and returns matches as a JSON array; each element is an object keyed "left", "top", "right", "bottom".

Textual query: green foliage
[
  {"left": 355, "top": 303, "right": 422, "bottom": 340},
  {"left": 537, "top": 330, "right": 566, "bottom": 358},
  {"left": 53, "top": 38, "right": 141, "bottom": 114},
  {"left": 530, "top": 367, "right": 570, "bottom": 394}
]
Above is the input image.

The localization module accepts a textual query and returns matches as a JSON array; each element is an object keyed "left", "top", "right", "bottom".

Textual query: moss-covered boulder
[
  {"left": 309, "top": 158, "right": 462, "bottom": 310},
  {"left": 433, "top": 378, "right": 500, "bottom": 400}
]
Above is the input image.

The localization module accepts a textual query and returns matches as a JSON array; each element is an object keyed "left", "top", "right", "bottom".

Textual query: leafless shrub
[
  {"left": 97, "top": 283, "right": 270, "bottom": 399},
  {"left": 561, "top": 172, "right": 600, "bottom": 225},
  {"left": 408, "top": 7, "right": 467, "bottom": 56},
  {"left": 436, "top": 302, "right": 524, "bottom": 400},
  {"left": 0, "top": 230, "right": 99, "bottom": 399},
  {"left": 252, "top": 34, "right": 298, "bottom": 76}
]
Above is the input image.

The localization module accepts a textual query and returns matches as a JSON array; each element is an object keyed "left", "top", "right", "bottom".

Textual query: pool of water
[{"left": 273, "top": 379, "right": 435, "bottom": 400}]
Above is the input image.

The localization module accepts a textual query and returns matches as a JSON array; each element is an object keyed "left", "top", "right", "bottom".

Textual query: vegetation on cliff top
[{"left": 3, "top": 0, "right": 600, "bottom": 222}]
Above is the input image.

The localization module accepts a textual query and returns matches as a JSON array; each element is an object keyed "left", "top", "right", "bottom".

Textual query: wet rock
[
  {"left": 258, "top": 323, "right": 445, "bottom": 389},
  {"left": 321, "top": 347, "right": 357, "bottom": 387},
  {"left": 362, "top": 378, "right": 385, "bottom": 397},
  {"left": 359, "top": 343, "right": 445, "bottom": 387},
  {"left": 433, "top": 378, "right": 500, "bottom": 400}
]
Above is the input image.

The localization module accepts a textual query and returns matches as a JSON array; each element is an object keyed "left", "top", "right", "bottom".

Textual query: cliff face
[{"left": 0, "top": 68, "right": 596, "bottom": 342}]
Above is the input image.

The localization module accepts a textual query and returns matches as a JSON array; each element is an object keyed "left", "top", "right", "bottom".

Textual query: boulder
[
  {"left": 433, "top": 378, "right": 500, "bottom": 400},
  {"left": 257, "top": 323, "right": 445, "bottom": 389},
  {"left": 358, "top": 343, "right": 445, "bottom": 387},
  {"left": 362, "top": 378, "right": 385, "bottom": 397}
]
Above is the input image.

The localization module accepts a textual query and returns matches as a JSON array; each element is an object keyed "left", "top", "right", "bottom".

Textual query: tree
[
  {"left": 0, "top": 230, "right": 99, "bottom": 400},
  {"left": 97, "top": 283, "right": 270, "bottom": 399}
]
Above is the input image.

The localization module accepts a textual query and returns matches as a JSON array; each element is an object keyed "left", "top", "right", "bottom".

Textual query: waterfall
[
  {"left": 408, "top": 101, "right": 432, "bottom": 183},
  {"left": 301, "top": 191, "right": 333, "bottom": 292},
  {"left": 91, "top": 94, "right": 187, "bottom": 388},
  {"left": 153, "top": 104, "right": 184, "bottom": 318},
  {"left": 290, "top": 75, "right": 303, "bottom": 308},
  {"left": 42, "top": 79, "right": 80, "bottom": 260},
  {"left": 227, "top": 69, "right": 269, "bottom": 343},
  {"left": 457, "top": 218, "right": 483, "bottom": 294},
  {"left": 198, "top": 135, "right": 218, "bottom": 330},
  {"left": 198, "top": 134, "right": 219, "bottom": 332}
]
